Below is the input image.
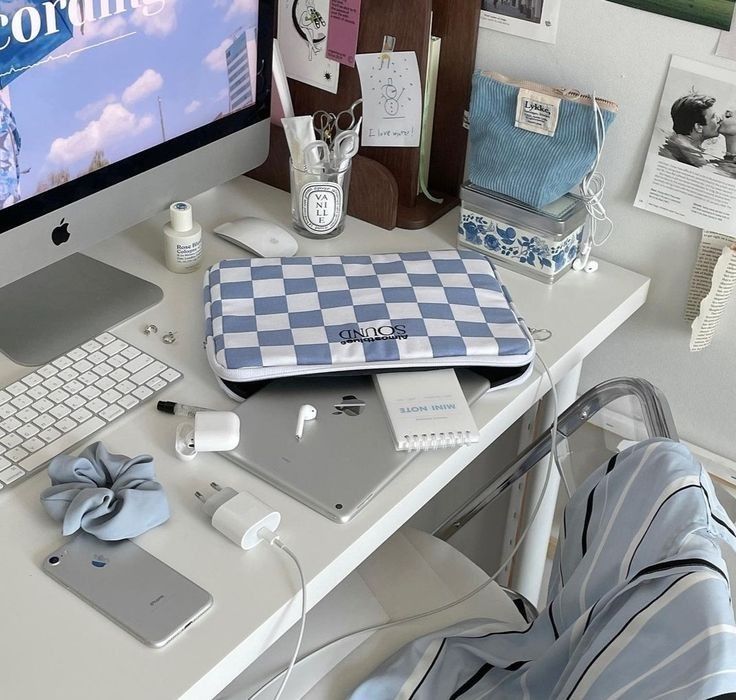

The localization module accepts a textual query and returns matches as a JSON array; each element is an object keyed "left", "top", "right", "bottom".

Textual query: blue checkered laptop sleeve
[{"left": 204, "top": 250, "right": 534, "bottom": 390}]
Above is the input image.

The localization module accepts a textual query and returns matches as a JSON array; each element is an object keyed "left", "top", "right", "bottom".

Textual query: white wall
[{"left": 475, "top": 0, "right": 736, "bottom": 461}]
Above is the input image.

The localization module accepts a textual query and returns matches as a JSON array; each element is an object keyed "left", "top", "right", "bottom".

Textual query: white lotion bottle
[{"left": 163, "top": 201, "right": 203, "bottom": 273}]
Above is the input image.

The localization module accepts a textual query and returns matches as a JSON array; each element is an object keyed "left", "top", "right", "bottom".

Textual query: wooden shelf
[{"left": 248, "top": 0, "right": 481, "bottom": 230}]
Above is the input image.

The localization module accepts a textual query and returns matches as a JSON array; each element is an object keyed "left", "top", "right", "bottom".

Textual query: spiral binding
[{"left": 399, "top": 430, "right": 476, "bottom": 451}]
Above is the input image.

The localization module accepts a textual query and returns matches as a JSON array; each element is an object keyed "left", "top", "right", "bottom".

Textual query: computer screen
[
  {"left": 0, "top": 0, "right": 263, "bottom": 230},
  {"left": 0, "top": 0, "right": 272, "bottom": 365}
]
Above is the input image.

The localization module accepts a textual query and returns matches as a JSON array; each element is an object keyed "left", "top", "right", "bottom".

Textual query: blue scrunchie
[{"left": 40, "top": 442, "right": 170, "bottom": 540}]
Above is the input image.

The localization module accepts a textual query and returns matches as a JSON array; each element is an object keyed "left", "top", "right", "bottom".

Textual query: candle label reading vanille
[{"left": 300, "top": 182, "right": 343, "bottom": 234}]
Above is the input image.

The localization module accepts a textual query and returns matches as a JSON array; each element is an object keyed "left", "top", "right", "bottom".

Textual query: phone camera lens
[{"left": 48, "top": 555, "right": 60, "bottom": 565}]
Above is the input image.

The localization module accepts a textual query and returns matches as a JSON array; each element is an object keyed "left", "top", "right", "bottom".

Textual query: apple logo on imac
[{"left": 52, "top": 218, "right": 71, "bottom": 246}]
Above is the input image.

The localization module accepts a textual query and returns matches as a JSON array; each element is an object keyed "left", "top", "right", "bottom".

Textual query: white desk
[{"left": 0, "top": 177, "right": 649, "bottom": 699}]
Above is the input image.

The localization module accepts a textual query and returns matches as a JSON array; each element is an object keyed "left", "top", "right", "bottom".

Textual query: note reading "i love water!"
[{"left": 355, "top": 51, "right": 422, "bottom": 148}]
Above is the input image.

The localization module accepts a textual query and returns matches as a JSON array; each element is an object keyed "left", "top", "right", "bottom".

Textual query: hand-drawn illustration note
[
  {"left": 278, "top": 0, "right": 340, "bottom": 93},
  {"left": 355, "top": 52, "right": 422, "bottom": 147}
]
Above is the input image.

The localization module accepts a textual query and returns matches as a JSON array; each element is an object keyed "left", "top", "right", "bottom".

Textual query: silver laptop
[{"left": 223, "top": 370, "right": 490, "bottom": 523}]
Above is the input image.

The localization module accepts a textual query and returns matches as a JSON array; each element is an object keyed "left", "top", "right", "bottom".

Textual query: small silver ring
[{"left": 530, "top": 328, "right": 552, "bottom": 342}]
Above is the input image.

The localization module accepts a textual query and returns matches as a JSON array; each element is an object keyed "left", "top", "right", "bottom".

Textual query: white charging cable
[
  {"left": 248, "top": 355, "right": 563, "bottom": 700},
  {"left": 194, "top": 486, "right": 306, "bottom": 700},
  {"left": 574, "top": 94, "right": 613, "bottom": 274},
  {"left": 258, "top": 529, "right": 307, "bottom": 700},
  {"left": 534, "top": 353, "right": 572, "bottom": 498}
]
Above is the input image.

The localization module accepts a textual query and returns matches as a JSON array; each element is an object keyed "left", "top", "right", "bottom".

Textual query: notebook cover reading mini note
[
  {"left": 374, "top": 369, "right": 480, "bottom": 451},
  {"left": 203, "top": 250, "right": 535, "bottom": 399}
]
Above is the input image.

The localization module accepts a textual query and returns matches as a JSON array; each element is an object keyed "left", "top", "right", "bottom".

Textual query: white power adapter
[
  {"left": 195, "top": 483, "right": 306, "bottom": 700},
  {"left": 195, "top": 482, "right": 281, "bottom": 549}
]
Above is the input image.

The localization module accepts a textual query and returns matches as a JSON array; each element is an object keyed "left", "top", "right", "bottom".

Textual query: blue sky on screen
[{"left": 2, "top": 0, "right": 258, "bottom": 196}]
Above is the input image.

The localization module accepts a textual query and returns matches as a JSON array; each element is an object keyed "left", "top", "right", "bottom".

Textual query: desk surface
[{"left": 0, "top": 178, "right": 649, "bottom": 700}]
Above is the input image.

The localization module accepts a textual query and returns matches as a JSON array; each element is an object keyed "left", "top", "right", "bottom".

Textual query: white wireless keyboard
[{"left": 0, "top": 333, "right": 181, "bottom": 492}]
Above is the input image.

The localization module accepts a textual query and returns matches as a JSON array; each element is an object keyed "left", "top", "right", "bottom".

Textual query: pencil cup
[{"left": 289, "top": 158, "right": 351, "bottom": 239}]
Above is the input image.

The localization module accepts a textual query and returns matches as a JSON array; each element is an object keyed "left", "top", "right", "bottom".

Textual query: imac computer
[{"left": 0, "top": 0, "right": 273, "bottom": 366}]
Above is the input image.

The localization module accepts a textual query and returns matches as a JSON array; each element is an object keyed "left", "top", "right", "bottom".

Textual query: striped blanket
[{"left": 349, "top": 439, "right": 736, "bottom": 699}]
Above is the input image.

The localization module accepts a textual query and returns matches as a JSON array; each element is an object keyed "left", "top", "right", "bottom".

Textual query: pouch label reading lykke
[
  {"left": 515, "top": 89, "right": 561, "bottom": 137},
  {"left": 300, "top": 182, "right": 343, "bottom": 234}
]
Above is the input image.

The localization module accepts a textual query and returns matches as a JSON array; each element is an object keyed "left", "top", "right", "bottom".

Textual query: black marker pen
[{"left": 157, "top": 401, "right": 211, "bottom": 417}]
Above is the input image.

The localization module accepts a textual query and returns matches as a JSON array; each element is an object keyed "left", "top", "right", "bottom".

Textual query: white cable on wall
[{"left": 575, "top": 95, "right": 614, "bottom": 272}]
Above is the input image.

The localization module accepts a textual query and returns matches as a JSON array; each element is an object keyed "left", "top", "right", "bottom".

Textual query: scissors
[
  {"left": 303, "top": 130, "right": 360, "bottom": 170},
  {"left": 312, "top": 99, "right": 363, "bottom": 145},
  {"left": 332, "top": 99, "right": 362, "bottom": 137},
  {"left": 312, "top": 110, "right": 336, "bottom": 144}
]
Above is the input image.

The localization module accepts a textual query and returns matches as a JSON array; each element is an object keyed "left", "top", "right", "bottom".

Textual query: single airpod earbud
[{"left": 295, "top": 404, "right": 317, "bottom": 440}]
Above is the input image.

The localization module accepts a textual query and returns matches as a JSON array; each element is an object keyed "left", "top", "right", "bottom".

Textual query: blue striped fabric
[
  {"left": 468, "top": 72, "right": 616, "bottom": 209},
  {"left": 350, "top": 439, "right": 736, "bottom": 699}
]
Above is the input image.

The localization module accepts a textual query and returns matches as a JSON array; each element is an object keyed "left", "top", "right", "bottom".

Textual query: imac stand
[{"left": 0, "top": 254, "right": 163, "bottom": 367}]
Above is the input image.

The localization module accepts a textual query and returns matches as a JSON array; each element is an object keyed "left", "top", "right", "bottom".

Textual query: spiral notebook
[{"left": 374, "top": 369, "right": 480, "bottom": 451}]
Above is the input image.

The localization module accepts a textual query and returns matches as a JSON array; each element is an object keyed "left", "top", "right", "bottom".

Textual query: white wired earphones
[{"left": 574, "top": 94, "right": 613, "bottom": 274}]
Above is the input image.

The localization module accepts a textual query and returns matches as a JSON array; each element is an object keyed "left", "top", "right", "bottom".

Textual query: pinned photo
[
  {"left": 658, "top": 95, "right": 736, "bottom": 177},
  {"left": 483, "top": 0, "right": 545, "bottom": 25},
  {"left": 605, "top": 0, "right": 735, "bottom": 31},
  {"left": 479, "top": 0, "right": 561, "bottom": 44}
]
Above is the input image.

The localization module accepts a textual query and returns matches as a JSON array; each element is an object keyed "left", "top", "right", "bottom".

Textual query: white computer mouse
[{"left": 214, "top": 217, "right": 299, "bottom": 258}]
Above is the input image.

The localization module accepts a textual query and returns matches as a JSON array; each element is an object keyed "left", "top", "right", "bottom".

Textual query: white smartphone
[{"left": 43, "top": 533, "right": 213, "bottom": 647}]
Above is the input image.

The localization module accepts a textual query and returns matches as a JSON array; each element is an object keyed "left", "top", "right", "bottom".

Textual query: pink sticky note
[{"left": 326, "top": 0, "right": 361, "bottom": 68}]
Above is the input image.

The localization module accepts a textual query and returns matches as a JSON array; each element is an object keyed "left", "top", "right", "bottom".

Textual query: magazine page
[
  {"left": 685, "top": 230, "right": 736, "bottom": 322},
  {"left": 635, "top": 56, "right": 736, "bottom": 235},
  {"left": 690, "top": 241, "right": 736, "bottom": 351}
]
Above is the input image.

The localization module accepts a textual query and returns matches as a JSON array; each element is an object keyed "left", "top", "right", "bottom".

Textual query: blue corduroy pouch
[{"left": 468, "top": 71, "right": 618, "bottom": 209}]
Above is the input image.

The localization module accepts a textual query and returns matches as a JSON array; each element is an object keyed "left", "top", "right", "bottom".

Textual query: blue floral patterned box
[{"left": 458, "top": 183, "right": 587, "bottom": 284}]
